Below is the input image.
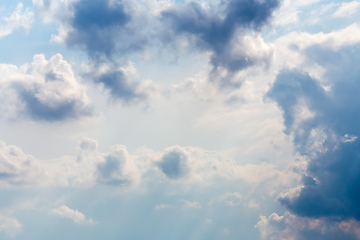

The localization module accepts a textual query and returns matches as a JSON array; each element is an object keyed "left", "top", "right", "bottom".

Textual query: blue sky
[{"left": 0, "top": 0, "right": 360, "bottom": 239}]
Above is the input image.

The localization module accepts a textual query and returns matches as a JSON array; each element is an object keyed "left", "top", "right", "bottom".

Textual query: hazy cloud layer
[
  {"left": 0, "top": 214, "right": 22, "bottom": 235},
  {"left": 0, "top": 141, "right": 45, "bottom": 187},
  {"left": 0, "top": 137, "right": 300, "bottom": 192}
]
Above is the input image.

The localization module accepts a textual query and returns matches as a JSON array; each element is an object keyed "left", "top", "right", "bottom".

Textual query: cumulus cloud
[
  {"left": 45, "top": 138, "right": 140, "bottom": 187},
  {"left": 156, "top": 146, "right": 190, "bottom": 180},
  {"left": 34, "top": 0, "right": 160, "bottom": 103},
  {"left": 0, "top": 136, "right": 300, "bottom": 194},
  {"left": 51, "top": 205, "right": 96, "bottom": 224},
  {"left": 0, "top": 141, "right": 45, "bottom": 187},
  {"left": 0, "top": 3, "right": 34, "bottom": 38},
  {"left": 0, "top": 54, "right": 92, "bottom": 121},
  {"left": 147, "top": 145, "right": 303, "bottom": 192},
  {"left": 82, "top": 61, "right": 158, "bottom": 103},
  {"left": 264, "top": 20, "right": 360, "bottom": 239},
  {"left": 267, "top": 45, "right": 360, "bottom": 220},
  {"left": 161, "top": 0, "right": 279, "bottom": 87},
  {"left": 66, "top": 0, "right": 150, "bottom": 59},
  {"left": 96, "top": 144, "right": 140, "bottom": 186},
  {"left": 34, "top": 0, "right": 279, "bottom": 92}
]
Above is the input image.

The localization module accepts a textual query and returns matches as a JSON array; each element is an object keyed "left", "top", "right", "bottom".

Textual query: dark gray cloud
[
  {"left": 59, "top": 0, "right": 157, "bottom": 102},
  {"left": 161, "top": 0, "right": 279, "bottom": 86},
  {"left": 66, "top": 0, "right": 147, "bottom": 59},
  {"left": 157, "top": 147, "right": 190, "bottom": 179},
  {"left": 267, "top": 44, "right": 360, "bottom": 220}
]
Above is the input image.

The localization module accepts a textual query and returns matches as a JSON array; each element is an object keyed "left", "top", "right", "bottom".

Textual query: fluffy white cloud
[
  {"left": 0, "top": 3, "right": 34, "bottom": 38},
  {"left": 0, "top": 54, "right": 92, "bottom": 121},
  {"left": 50, "top": 205, "right": 96, "bottom": 224}
]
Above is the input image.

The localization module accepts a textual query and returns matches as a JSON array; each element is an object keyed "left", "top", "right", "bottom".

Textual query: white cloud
[
  {"left": 0, "top": 214, "right": 22, "bottom": 234},
  {"left": 181, "top": 200, "right": 202, "bottom": 209},
  {"left": 50, "top": 205, "right": 96, "bottom": 224},
  {"left": 0, "top": 54, "right": 92, "bottom": 121},
  {"left": 154, "top": 204, "right": 173, "bottom": 210},
  {"left": 0, "top": 3, "right": 34, "bottom": 38},
  {"left": 333, "top": 1, "right": 360, "bottom": 18},
  {"left": 44, "top": 138, "right": 141, "bottom": 188}
]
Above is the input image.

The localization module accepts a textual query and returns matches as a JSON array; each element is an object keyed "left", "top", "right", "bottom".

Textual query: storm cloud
[{"left": 267, "top": 42, "right": 360, "bottom": 221}]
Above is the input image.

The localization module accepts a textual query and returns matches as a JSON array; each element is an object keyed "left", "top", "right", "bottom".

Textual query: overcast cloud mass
[{"left": 0, "top": 0, "right": 359, "bottom": 239}]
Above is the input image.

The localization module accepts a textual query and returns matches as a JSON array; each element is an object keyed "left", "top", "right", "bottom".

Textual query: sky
[{"left": 0, "top": 0, "right": 360, "bottom": 239}]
